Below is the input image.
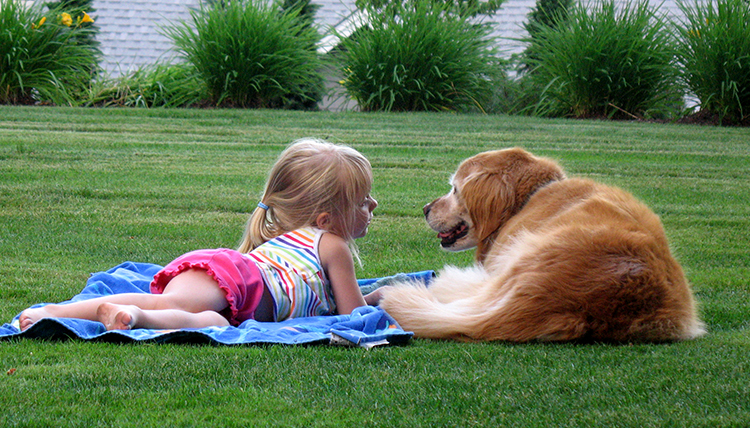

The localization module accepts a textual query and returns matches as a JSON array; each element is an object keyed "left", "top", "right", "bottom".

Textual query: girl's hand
[
  {"left": 364, "top": 286, "right": 391, "bottom": 306},
  {"left": 318, "top": 232, "right": 368, "bottom": 315}
]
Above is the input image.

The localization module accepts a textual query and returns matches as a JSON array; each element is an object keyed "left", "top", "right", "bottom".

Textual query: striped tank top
[{"left": 247, "top": 227, "right": 336, "bottom": 321}]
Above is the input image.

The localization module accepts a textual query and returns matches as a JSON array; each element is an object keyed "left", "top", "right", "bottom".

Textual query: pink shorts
[{"left": 150, "top": 248, "right": 265, "bottom": 326}]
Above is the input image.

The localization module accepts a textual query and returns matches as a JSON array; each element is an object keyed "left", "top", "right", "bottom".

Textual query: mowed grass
[{"left": 0, "top": 106, "right": 748, "bottom": 427}]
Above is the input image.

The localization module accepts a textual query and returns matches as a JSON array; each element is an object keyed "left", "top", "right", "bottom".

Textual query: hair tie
[{"left": 257, "top": 202, "right": 269, "bottom": 210}]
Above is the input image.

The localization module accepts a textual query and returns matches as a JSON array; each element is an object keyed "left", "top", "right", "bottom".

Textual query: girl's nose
[{"left": 369, "top": 197, "right": 378, "bottom": 210}]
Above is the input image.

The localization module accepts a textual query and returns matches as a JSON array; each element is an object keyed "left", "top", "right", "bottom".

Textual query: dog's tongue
[{"left": 438, "top": 223, "right": 467, "bottom": 239}]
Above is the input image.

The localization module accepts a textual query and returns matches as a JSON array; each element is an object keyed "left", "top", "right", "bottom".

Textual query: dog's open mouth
[{"left": 438, "top": 222, "right": 469, "bottom": 247}]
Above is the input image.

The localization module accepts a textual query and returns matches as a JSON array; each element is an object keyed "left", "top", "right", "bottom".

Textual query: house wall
[{"left": 91, "top": 0, "right": 196, "bottom": 77}]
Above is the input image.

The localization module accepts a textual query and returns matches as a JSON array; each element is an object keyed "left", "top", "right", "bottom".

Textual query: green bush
[
  {"left": 0, "top": 0, "right": 99, "bottom": 105},
  {"left": 526, "top": 0, "right": 681, "bottom": 119},
  {"left": 82, "top": 63, "right": 207, "bottom": 108},
  {"left": 337, "top": 0, "right": 503, "bottom": 112},
  {"left": 521, "top": 0, "right": 572, "bottom": 72},
  {"left": 675, "top": 0, "right": 750, "bottom": 125},
  {"left": 355, "top": 0, "right": 504, "bottom": 19},
  {"left": 163, "top": 0, "right": 323, "bottom": 109}
]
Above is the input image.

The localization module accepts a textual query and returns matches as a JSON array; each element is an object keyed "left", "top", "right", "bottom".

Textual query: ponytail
[{"left": 238, "top": 202, "right": 275, "bottom": 253}]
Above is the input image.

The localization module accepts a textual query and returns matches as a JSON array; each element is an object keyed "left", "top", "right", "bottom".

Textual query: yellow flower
[
  {"left": 79, "top": 12, "right": 94, "bottom": 24},
  {"left": 31, "top": 16, "right": 46, "bottom": 29},
  {"left": 60, "top": 12, "right": 72, "bottom": 27}
]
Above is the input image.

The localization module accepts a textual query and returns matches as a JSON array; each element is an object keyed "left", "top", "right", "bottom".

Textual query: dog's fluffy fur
[{"left": 380, "top": 148, "right": 704, "bottom": 342}]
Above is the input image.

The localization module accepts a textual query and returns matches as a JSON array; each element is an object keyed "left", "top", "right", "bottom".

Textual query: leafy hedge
[
  {"left": 162, "top": 0, "right": 323, "bottom": 109},
  {"left": 337, "top": 0, "right": 503, "bottom": 112}
]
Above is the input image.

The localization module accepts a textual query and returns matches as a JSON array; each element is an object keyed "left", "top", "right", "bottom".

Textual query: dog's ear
[
  {"left": 460, "top": 148, "right": 565, "bottom": 262},
  {"left": 460, "top": 167, "right": 515, "bottom": 260}
]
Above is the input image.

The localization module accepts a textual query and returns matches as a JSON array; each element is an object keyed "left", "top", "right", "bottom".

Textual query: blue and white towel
[{"left": 0, "top": 262, "right": 434, "bottom": 348}]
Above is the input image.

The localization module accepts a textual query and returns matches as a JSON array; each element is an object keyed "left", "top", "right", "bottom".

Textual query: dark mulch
[
  {"left": 573, "top": 109, "right": 750, "bottom": 127},
  {"left": 675, "top": 109, "right": 750, "bottom": 127}
]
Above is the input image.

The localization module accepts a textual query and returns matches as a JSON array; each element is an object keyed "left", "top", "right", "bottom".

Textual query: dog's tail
[
  {"left": 379, "top": 266, "right": 498, "bottom": 341},
  {"left": 379, "top": 285, "right": 477, "bottom": 341},
  {"left": 379, "top": 265, "right": 596, "bottom": 342}
]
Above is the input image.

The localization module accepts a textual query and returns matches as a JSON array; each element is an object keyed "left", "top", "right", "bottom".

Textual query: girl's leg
[
  {"left": 95, "top": 303, "right": 229, "bottom": 330},
  {"left": 19, "top": 269, "right": 230, "bottom": 331},
  {"left": 95, "top": 269, "right": 231, "bottom": 330},
  {"left": 19, "top": 292, "right": 167, "bottom": 331}
]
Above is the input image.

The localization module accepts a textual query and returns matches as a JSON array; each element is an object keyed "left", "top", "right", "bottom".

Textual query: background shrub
[
  {"left": 82, "top": 63, "right": 207, "bottom": 108},
  {"left": 489, "top": 0, "right": 572, "bottom": 116},
  {"left": 0, "top": 0, "right": 99, "bottom": 105},
  {"left": 355, "top": 0, "right": 504, "bottom": 18},
  {"left": 163, "top": 0, "right": 323, "bottom": 109},
  {"left": 521, "top": 0, "right": 572, "bottom": 72},
  {"left": 675, "top": 0, "right": 750, "bottom": 125},
  {"left": 526, "top": 0, "right": 681, "bottom": 119},
  {"left": 337, "top": 0, "right": 504, "bottom": 112}
]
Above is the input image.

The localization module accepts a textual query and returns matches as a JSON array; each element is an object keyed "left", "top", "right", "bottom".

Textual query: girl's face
[{"left": 352, "top": 194, "right": 378, "bottom": 239}]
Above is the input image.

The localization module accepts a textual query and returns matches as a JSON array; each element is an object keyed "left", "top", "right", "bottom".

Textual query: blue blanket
[{"left": 0, "top": 262, "right": 434, "bottom": 348}]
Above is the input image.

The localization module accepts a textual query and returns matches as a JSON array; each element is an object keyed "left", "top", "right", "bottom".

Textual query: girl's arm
[{"left": 318, "top": 232, "right": 369, "bottom": 315}]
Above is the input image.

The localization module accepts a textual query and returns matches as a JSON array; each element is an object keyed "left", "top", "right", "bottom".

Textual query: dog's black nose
[{"left": 423, "top": 203, "right": 431, "bottom": 218}]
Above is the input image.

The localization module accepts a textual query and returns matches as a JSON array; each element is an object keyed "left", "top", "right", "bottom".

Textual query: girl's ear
[{"left": 315, "top": 212, "right": 331, "bottom": 230}]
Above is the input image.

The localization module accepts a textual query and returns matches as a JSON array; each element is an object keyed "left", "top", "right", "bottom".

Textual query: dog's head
[{"left": 424, "top": 148, "right": 565, "bottom": 261}]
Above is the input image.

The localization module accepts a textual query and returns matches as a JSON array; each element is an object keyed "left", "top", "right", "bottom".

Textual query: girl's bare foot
[
  {"left": 96, "top": 303, "right": 139, "bottom": 330},
  {"left": 18, "top": 307, "right": 53, "bottom": 331}
]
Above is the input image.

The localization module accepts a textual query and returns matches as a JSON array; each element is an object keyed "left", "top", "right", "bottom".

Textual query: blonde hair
[{"left": 238, "top": 138, "right": 373, "bottom": 254}]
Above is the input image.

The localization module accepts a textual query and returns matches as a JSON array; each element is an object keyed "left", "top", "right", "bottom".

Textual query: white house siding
[
  {"left": 91, "top": 0, "right": 198, "bottom": 77},
  {"left": 486, "top": 0, "right": 536, "bottom": 56},
  {"left": 315, "top": 0, "right": 358, "bottom": 29}
]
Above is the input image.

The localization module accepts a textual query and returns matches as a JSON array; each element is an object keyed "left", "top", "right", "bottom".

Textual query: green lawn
[{"left": 1, "top": 106, "right": 748, "bottom": 427}]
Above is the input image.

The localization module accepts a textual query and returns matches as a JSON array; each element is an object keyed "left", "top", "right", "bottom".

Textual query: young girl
[{"left": 19, "top": 139, "right": 382, "bottom": 331}]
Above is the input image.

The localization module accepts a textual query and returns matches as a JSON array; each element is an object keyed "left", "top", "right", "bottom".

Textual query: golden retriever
[{"left": 380, "top": 148, "right": 704, "bottom": 342}]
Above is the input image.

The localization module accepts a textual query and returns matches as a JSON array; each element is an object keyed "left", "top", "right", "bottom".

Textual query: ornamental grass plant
[
  {"left": 525, "top": 0, "right": 682, "bottom": 119},
  {"left": 82, "top": 63, "right": 207, "bottom": 108},
  {"left": 675, "top": 0, "right": 750, "bottom": 126},
  {"left": 337, "top": 0, "right": 504, "bottom": 112},
  {"left": 0, "top": 0, "right": 98, "bottom": 105},
  {"left": 162, "top": 0, "right": 324, "bottom": 109}
]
